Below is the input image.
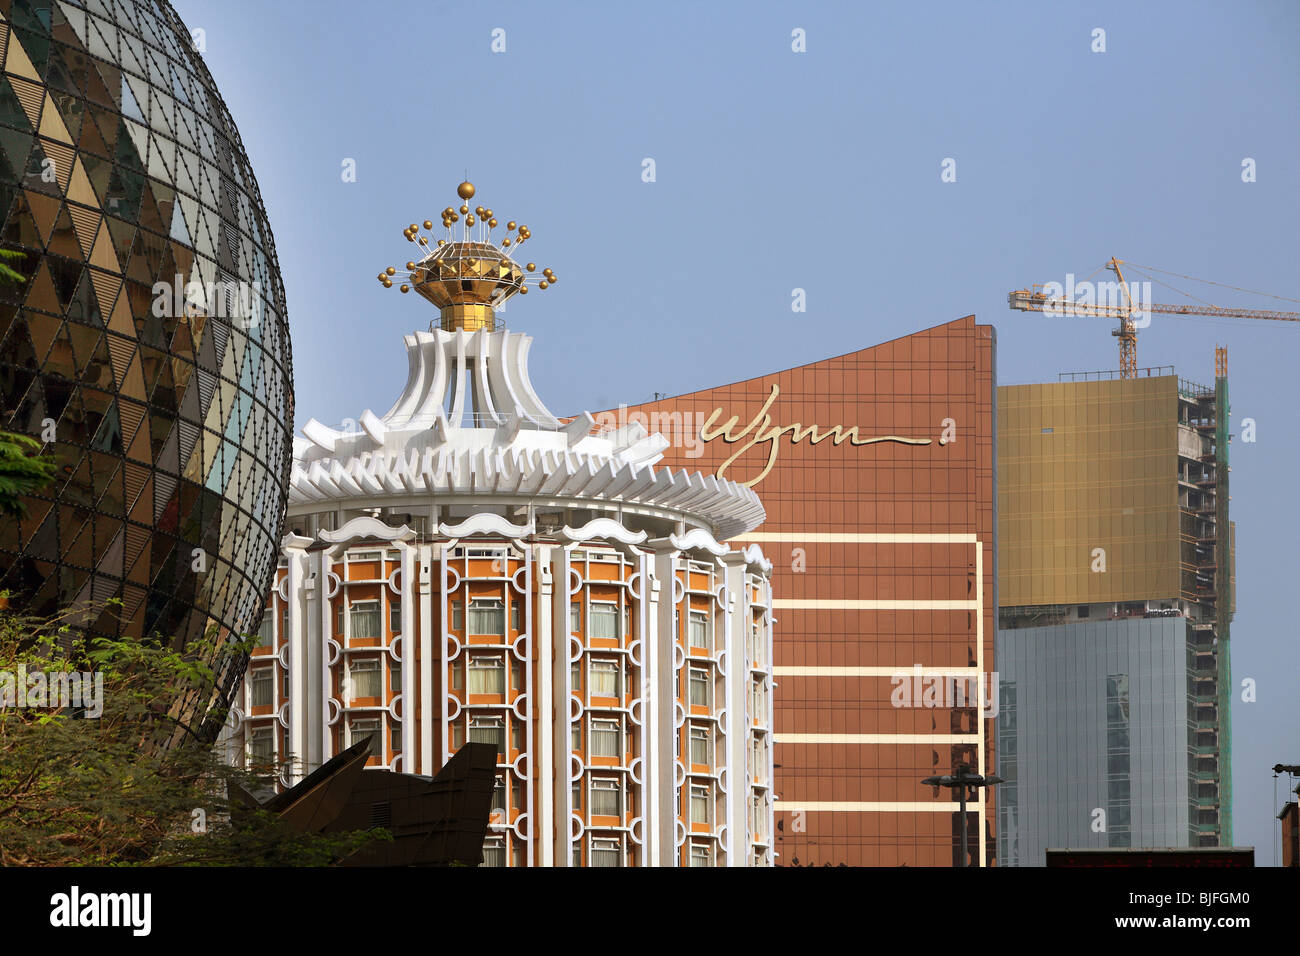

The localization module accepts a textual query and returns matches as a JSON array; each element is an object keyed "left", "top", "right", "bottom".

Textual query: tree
[
  {"left": 0, "top": 246, "right": 56, "bottom": 516},
  {"left": 0, "top": 604, "right": 387, "bottom": 865},
  {"left": 0, "top": 430, "right": 57, "bottom": 517}
]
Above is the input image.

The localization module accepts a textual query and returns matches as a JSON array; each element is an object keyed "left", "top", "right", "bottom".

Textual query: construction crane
[{"left": 1008, "top": 257, "right": 1300, "bottom": 377}]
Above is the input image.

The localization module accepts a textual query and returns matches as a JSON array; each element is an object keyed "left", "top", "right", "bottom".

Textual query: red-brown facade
[{"left": 612, "top": 315, "right": 997, "bottom": 866}]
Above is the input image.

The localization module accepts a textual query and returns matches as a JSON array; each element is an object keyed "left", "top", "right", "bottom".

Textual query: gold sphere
[
  {"left": 507, "top": 221, "right": 517, "bottom": 231},
  {"left": 466, "top": 215, "right": 476, "bottom": 226},
  {"left": 460, "top": 204, "right": 469, "bottom": 214},
  {"left": 423, "top": 220, "right": 433, "bottom": 230},
  {"left": 383, "top": 279, "right": 392, "bottom": 287},
  {"left": 526, "top": 263, "right": 536, "bottom": 272},
  {"left": 400, "top": 285, "right": 409, "bottom": 293},
  {"left": 475, "top": 206, "right": 485, "bottom": 216},
  {"left": 409, "top": 223, "right": 418, "bottom": 232},
  {"left": 539, "top": 280, "right": 548, "bottom": 290},
  {"left": 406, "top": 261, "right": 415, "bottom": 270},
  {"left": 488, "top": 218, "right": 498, "bottom": 228},
  {"left": 437, "top": 239, "right": 446, "bottom": 246},
  {"left": 386, "top": 267, "right": 396, "bottom": 276},
  {"left": 548, "top": 274, "right": 557, "bottom": 283},
  {"left": 502, "top": 238, "right": 512, "bottom": 247},
  {"left": 519, "top": 285, "right": 528, "bottom": 294},
  {"left": 451, "top": 213, "right": 459, "bottom": 222},
  {"left": 457, "top": 181, "right": 476, "bottom": 200},
  {"left": 485, "top": 209, "right": 493, "bottom": 218},
  {"left": 418, "top": 236, "right": 428, "bottom": 245}
]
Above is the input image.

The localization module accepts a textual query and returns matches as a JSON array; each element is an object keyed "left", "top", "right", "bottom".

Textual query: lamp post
[{"left": 922, "top": 763, "right": 1003, "bottom": 868}]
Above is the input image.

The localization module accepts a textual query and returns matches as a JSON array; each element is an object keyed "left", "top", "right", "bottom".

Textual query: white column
[
  {"left": 649, "top": 543, "right": 679, "bottom": 867},
  {"left": 418, "top": 542, "right": 434, "bottom": 773},
  {"left": 720, "top": 552, "right": 748, "bottom": 865},
  {"left": 397, "top": 540, "right": 417, "bottom": 767},
  {"left": 535, "top": 546, "right": 555, "bottom": 866},
  {"left": 282, "top": 534, "right": 312, "bottom": 784},
  {"left": 551, "top": 546, "right": 573, "bottom": 865}
]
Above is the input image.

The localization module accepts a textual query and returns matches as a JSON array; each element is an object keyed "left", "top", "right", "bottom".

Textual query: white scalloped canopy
[{"left": 289, "top": 328, "right": 765, "bottom": 539}]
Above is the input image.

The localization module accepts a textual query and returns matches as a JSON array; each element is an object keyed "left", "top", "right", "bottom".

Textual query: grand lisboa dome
[{"left": 0, "top": 0, "right": 293, "bottom": 734}]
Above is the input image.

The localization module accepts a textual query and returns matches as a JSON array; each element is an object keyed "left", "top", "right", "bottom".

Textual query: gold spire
[{"left": 378, "top": 181, "right": 556, "bottom": 332}]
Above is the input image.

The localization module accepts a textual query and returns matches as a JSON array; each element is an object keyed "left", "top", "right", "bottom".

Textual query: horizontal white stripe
[
  {"left": 775, "top": 733, "right": 980, "bottom": 744},
  {"left": 733, "top": 532, "right": 978, "bottom": 543},
  {"left": 774, "top": 801, "right": 979, "bottom": 813},
  {"left": 773, "top": 599, "right": 977, "bottom": 610},
  {"left": 774, "top": 666, "right": 981, "bottom": 677}
]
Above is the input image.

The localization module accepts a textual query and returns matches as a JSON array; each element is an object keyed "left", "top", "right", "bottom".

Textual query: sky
[{"left": 173, "top": 0, "right": 1300, "bottom": 863}]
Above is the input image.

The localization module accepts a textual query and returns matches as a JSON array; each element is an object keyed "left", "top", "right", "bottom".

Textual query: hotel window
[
  {"left": 591, "top": 777, "right": 621, "bottom": 818},
  {"left": 751, "top": 793, "right": 765, "bottom": 841},
  {"left": 512, "top": 842, "right": 526, "bottom": 868},
  {"left": 751, "top": 736, "right": 765, "bottom": 783},
  {"left": 251, "top": 668, "right": 273, "bottom": 708},
  {"left": 481, "top": 837, "right": 505, "bottom": 868},
  {"left": 511, "top": 720, "right": 524, "bottom": 753},
  {"left": 249, "top": 727, "right": 274, "bottom": 765},
  {"left": 451, "top": 659, "right": 464, "bottom": 690},
  {"left": 451, "top": 721, "right": 465, "bottom": 749},
  {"left": 591, "top": 717, "right": 620, "bottom": 758},
  {"left": 512, "top": 774, "right": 525, "bottom": 814},
  {"left": 350, "top": 600, "right": 381, "bottom": 640},
  {"left": 282, "top": 670, "right": 291, "bottom": 699},
  {"left": 570, "top": 601, "right": 580, "bottom": 634},
  {"left": 469, "top": 716, "right": 505, "bottom": 757},
  {"left": 689, "top": 724, "right": 711, "bottom": 766},
  {"left": 469, "top": 656, "right": 505, "bottom": 695},
  {"left": 689, "top": 841, "right": 712, "bottom": 867},
  {"left": 351, "top": 718, "right": 380, "bottom": 758},
  {"left": 572, "top": 780, "right": 582, "bottom": 812},
  {"left": 390, "top": 720, "right": 402, "bottom": 754},
  {"left": 689, "top": 666, "right": 711, "bottom": 709},
  {"left": 570, "top": 660, "right": 581, "bottom": 693},
  {"left": 335, "top": 603, "right": 344, "bottom": 635},
  {"left": 590, "top": 837, "right": 621, "bottom": 868},
  {"left": 511, "top": 658, "right": 524, "bottom": 694},
  {"left": 571, "top": 722, "right": 581, "bottom": 752},
  {"left": 389, "top": 656, "right": 401, "bottom": 696},
  {"left": 688, "top": 609, "right": 710, "bottom": 651},
  {"left": 750, "top": 619, "right": 763, "bottom": 666},
  {"left": 690, "top": 783, "right": 711, "bottom": 826},
  {"left": 590, "top": 659, "right": 620, "bottom": 698},
  {"left": 590, "top": 601, "right": 619, "bottom": 640},
  {"left": 751, "top": 678, "right": 766, "bottom": 718},
  {"left": 351, "top": 550, "right": 381, "bottom": 563},
  {"left": 350, "top": 658, "right": 381, "bottom": 699},
  {"left": 256, "top": 615, "right": 274, "bottom": 649},
  {"left": 451, "top": 600, "right": 464, "bottom": 630},
  {"left": 510, "top": 601, "right": 521, "bottom": 632},
  {"left": 389, "top": 600, "right": 401, "bottom": 634},
  {"left": 469, "top": 599, "right": 505, "bottom": 636}
]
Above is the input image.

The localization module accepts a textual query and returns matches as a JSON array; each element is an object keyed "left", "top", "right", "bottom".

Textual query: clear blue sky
[{"left": 174, "top": 0, "right": 1300, "bottom": 863}]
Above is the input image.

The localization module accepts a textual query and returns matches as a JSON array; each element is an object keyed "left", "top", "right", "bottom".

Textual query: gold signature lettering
[{"left": 698, "top": 384, "right": 932, "bottom": 487}]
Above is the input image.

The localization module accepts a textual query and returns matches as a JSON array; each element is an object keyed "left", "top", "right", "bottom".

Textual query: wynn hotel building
[{"left": 616, "top": 316, "right": 999, "bottom": 866}]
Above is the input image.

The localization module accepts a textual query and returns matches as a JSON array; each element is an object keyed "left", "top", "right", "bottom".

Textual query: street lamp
[{"left": 922, "top": 764, "right": 1004, "bottom": 868}]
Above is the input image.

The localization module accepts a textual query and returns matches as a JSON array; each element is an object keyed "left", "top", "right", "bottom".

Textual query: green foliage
[
  {"left": 0, "top": 247, "right": 25, "bottom": 285},
  {"left": 0, "top": 605, "right": 389, "bottom": 866},
  {"left": 0, "top": 430, "right": 58, "bottom": 517}
]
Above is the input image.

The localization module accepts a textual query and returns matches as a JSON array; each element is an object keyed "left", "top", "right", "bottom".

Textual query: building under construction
[{"left": 995, "top": 354, "right": 1234, "bottom": 866}]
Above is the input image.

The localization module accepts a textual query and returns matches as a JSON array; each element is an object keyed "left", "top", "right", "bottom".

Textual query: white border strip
[{"left": 776, "top": 733, "right": 980, "bottom": 744}]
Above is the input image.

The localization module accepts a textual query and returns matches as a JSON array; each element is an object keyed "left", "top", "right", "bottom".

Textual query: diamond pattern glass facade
[{"left": 0, "top": 0, "right": 293, "bottom": 734}]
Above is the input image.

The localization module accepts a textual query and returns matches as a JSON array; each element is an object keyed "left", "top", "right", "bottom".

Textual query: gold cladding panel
[{"left": 997, "top": 377, "right": 1180, "bottom": 606}]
